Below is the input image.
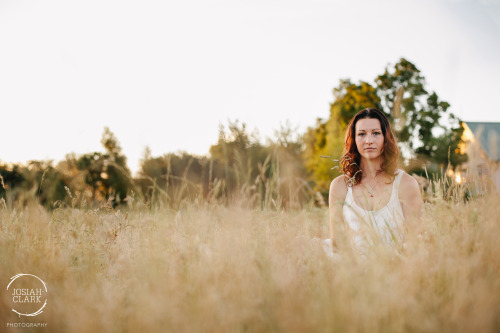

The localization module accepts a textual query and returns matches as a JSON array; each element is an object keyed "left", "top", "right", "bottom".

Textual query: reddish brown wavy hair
[{"left": 340, "top": 108, "right": 399, "bottom": 185}]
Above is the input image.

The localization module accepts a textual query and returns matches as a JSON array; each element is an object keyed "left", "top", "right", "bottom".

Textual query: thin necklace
[{"left": 364, "top": 174, "right": 379, "bottom": 197}]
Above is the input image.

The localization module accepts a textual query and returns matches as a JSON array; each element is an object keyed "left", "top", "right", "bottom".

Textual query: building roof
[{"left": 465, "top": 121, "right": 500, "bottom": 161}]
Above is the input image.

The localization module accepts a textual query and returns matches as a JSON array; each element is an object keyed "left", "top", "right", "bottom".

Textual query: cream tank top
[{"left": 342, "top": 169, "right": 405, "bottom": 250}]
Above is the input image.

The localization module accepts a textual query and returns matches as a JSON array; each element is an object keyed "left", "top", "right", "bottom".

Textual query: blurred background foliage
[{"left": 0, "top": 58, "right": 466, "bottom": 209}]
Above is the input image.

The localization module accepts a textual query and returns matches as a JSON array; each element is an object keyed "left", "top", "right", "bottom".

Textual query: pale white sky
[{"left": 1, "top": 0, "right": 499, "bottom": 175}]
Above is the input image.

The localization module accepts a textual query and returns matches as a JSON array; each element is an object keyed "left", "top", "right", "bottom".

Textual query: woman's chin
[{"left": 362, "top": 152, "right": 382, "bottom": 160}]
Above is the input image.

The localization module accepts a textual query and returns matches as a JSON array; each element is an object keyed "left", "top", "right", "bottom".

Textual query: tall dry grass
[{"left": 0, "top": 176, "right": 499, "bottom": 332}]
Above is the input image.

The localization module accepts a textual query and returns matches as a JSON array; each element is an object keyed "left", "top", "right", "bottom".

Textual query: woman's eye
[{"left": 358, "top": 133, "right": 365, "bottom": 137}]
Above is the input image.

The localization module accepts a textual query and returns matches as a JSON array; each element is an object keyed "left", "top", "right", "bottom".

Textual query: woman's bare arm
[
  {"left": 329, "top": 175, "right": 348, "bottom": 241},
  {"left": 399, "top": 173, "right": 423, "bottom": 225}
]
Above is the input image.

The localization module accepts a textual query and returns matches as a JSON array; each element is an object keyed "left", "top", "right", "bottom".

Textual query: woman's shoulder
[
  {"left": 329, "top": 174, "right": 349, "bottom": 201},
  {"left": 330, "top": 174, "right": 349, "bottom": 189},
  {"left": 398, "top": 171, "right": 421, "bottom": 196}
]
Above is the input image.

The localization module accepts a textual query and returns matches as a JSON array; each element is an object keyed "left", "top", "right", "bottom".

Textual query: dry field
[{"left": 1, "top": 182, "right": 499, "bottom": 332}]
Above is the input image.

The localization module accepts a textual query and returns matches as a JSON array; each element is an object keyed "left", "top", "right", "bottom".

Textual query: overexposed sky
[{"left": 1, "top": 0, "right": 499, "bottom": 174}]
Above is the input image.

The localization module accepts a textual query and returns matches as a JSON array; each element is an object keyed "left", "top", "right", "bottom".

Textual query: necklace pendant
[{"left": 370, "top": 194, "right": 374, "bottom": 197}]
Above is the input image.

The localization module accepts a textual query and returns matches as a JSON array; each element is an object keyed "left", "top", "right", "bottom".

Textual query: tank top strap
[
  {"left": 392, "top": 169, "right": 404, "bottom": 196},
  {"left": 345, "top": 185, "right": 354, "bottom": 204}
]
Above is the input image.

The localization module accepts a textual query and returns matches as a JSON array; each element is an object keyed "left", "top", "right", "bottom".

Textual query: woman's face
[{"left": 355, "top": 118, "right": 384, "bottom": 160}]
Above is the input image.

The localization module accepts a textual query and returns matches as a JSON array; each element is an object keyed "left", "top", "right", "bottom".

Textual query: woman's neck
[{"left": 359, "top": 158, "right": 383, "bottom": 179}]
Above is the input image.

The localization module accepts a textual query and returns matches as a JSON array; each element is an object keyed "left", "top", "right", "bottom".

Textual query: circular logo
[{"left": 6, "top": 274, "right": 48, "bottom": 317}]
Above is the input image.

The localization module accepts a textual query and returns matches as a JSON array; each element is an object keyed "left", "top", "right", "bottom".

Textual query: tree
[
  {"left": 209, "top": 120, "right": 268, "bottom": 192},
  {"left": 25, "top": 161, "right": 69, "bottom": 207},
  {"left": 0, "top": 160, "right": 69, "bottom": 208},
  {"left": 414, "top": 121, "right": 467, "bottom": 172},
  {"left": 268, "top": 122, "right": 310, "bottom": 208},
  {"left": 101, "top": 127, "right": 130, "bottom": 174},
  {"left": 375, "top": 58, "right": 465, "bottom": 169},
  {"left": 137, "top": 150, "right": 211, "bottom": 207},
  {"left": 74, "top": 127, "right": 132, "bottom": 205},
  {"left": 0, "top": 162, "right": 25, "bottom": 203}
]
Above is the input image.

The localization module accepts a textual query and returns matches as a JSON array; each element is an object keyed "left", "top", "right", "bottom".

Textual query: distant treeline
[
  {"left": 0, "top": 58, "right": 467, "bottom": 209},
  {"left": 0, "top": 122, "right": 309, "bottom": 209}
]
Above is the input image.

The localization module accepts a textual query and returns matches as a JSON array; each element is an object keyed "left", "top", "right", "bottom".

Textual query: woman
[{"left": 326, "top": 108, "right": 423, "bottom": 254}]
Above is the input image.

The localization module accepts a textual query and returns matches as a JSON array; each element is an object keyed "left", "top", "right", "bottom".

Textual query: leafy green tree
[
  {"left": 0, "top": 161, "right": 69, "bottom": 208},
  {"left": 25, "top": 161, "right": 69, "bottom": 207},
  {"left": 412, "top": 121, "right": 467, "bottom": 173},
  {"left": 101, "top": 127, "right": 130, "bottom": 175},
  {"left": 73, "top": 127, "right": 132, "bottom": 205},
  {"left": 375, "top": 58, "right": 465, "bottom": 167},
  {"left": 0, "top": 162, "right": 25, "bottom": 203},
  {"left": 137, "top": 149, "right": 220, "bottom": 207},
  {"left": 209, "top": 120, "right": 268, "bottom": 192},
  {"left": 75, "top": 152, "right": 108, "bottom": 201}
]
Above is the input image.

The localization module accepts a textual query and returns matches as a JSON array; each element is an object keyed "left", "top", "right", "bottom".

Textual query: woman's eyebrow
[{"left": 356, "top": 128, "right": 381, "bottom": 132}]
